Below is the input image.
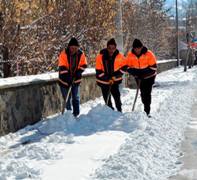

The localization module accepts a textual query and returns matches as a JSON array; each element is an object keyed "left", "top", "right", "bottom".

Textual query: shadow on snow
[{"left": 10, "top": 104, "right": 148, "bottom": 148}]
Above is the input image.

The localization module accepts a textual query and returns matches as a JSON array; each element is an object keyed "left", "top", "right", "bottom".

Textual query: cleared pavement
[{"left": 169, "top": 91, "right": 197, "bottom": 180}]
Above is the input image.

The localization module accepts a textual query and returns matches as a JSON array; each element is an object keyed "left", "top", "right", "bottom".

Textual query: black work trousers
[
  {"left": 100, "top": 84, "right": 122, "bottom": 112},
  {"left": 137, "top": 76, "right": 155, "bottom": 115}
]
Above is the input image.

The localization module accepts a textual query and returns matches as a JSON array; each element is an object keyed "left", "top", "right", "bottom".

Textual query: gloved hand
[
  {"left": 111, "top": 76, "right": 116, "bottom": 81},
  {"left": 109, "top": 79, "right": 114, "bottom": 85}
]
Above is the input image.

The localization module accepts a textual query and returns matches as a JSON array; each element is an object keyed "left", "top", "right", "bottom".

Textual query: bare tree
[
  {"left": 0, "top": 0, "right": 179, "bottom": 76},
  {"left": 122, "top": 0, "right": 175, "bottom": 58},
  {"left": 0, "top": 0, "right": 116, "bottom": 76}
]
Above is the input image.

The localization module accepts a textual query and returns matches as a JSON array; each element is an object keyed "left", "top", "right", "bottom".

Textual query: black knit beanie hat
[
  {"left": 107, "top": 38, "right": 117, "bottom": 47},
  {"left": 68, "top": 37, "right": 79, "bottom": 47},
  {"left": 132, "top": 39, "right": 143, "bottom": 48}
]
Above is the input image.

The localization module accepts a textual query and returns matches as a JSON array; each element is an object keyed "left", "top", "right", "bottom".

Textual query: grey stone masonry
[
  {"left": 0, "top": 82, "right": 62, "bottom": 135},
  {"left": 0, "top": 73, "right": 101, "bottom": 136}
]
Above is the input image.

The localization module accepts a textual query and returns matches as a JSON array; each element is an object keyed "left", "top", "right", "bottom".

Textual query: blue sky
[{"left": 165, "top": 0, "right": 189, "bottom": 17}]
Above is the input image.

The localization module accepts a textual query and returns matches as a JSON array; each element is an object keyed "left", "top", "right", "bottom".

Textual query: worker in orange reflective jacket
[
  {"left": 96, "top": 38, "right": 126, "bottom": 112},
  {"left": 126, "top": 39, "right": 157, "bottom": 117},
  {"left": 58, "top": 37, "right": 87, "bottom": 117}
]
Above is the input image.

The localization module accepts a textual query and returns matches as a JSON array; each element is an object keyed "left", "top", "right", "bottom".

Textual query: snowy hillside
[{"left": 0, "top": 66, "right": 197, "bottom": 180}]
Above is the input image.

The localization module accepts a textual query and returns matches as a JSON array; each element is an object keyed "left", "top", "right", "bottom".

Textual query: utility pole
[
  {"left": 115, "top": 0, "right": 123, "bottom": 53},
  {"left": 176, "top": 0, "right": 180, "bottom": 66},
  {"left": 115, "top": 0, "right": 125, "bottom": 88}
]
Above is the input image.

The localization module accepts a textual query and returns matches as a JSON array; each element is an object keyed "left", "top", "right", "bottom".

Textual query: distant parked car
[{"left": 190, "top": 37, "right": 197, "bottom": 48}]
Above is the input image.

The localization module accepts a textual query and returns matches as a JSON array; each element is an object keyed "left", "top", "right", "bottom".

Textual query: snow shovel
[
  {"left": 106, "top": 83, "right": 112, "bottom": 106},
  {"left": 132, "top": 79, "right": 141, "bottom": 111},
  {"left": 61, "top": 79, "right": 75, "bottom": 115}
]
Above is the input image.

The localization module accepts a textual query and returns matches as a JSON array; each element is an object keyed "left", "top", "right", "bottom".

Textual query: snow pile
[
  {"left": 93, "top": 86, "right": 194, "bottom": 180},
  {"left": 0, "top": 66, "right": 196, "bottom": 180}
]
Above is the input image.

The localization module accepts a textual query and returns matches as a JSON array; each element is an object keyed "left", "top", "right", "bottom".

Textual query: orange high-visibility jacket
[
  {"left": 58, "top": 49, "right": 87, "bottom": 87},
  {"left": 96, "top": 49, "right": 126, "bottom": 85},
  {"left": 126, "top": 49, "right": 157, "bottom": 79}
]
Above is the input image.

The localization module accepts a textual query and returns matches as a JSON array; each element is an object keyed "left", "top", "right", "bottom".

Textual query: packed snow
[
  {"left": 0, "top": 66, "right": 197, "bottom": 180},
  {"left": 0, "top": 68, "right": 95, "bottom": 88}
]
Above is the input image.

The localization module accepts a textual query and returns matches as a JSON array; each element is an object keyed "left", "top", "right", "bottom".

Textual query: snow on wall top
[{"left": 0, "top": 60, "right": 177, "bottom": 89}]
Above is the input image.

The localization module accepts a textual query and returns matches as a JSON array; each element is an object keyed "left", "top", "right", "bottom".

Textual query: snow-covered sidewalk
[{"left": 0, "top": 66, "right": 197, "bottom": 180}]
